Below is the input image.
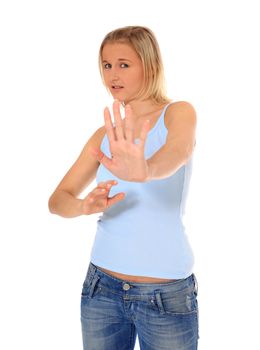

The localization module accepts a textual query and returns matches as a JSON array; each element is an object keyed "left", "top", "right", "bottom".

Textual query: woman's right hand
[{"left": 81, "top": 180, "right": 125, "bottom": 215}]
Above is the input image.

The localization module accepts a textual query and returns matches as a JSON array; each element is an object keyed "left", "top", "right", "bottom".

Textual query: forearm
[
  {"left": 146, "top": 146, "right": 190, "bottom": 181},
  {"left": 48, "top": 190, "right": 84, "bottom": 218}
]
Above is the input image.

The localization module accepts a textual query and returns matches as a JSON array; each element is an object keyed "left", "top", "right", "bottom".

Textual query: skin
[
  {"left": 91, "top": 43, "right": 196, "bottom": 183},
  {"left": 102, "top": 42, "right": 145, "bottom": 106},
  {"left": 101, "top": 42, "right": 168, "bottom": 128},
  {"left": 48, "top": 41, "right": 197, "bottom": 282},
  {"left": 91, "top": 43, "right": 168, "bottom": 182},
  {"left": 91, "top": 101, "right": 151, "bottom": 182}
]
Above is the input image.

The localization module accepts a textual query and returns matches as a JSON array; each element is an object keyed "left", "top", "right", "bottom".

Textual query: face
[{"left": 101, "top": 42, "right": 144, "bottom": 104}]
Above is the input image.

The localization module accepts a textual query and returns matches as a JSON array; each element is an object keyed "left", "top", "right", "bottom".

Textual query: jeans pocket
[
  {"left": 154, "top": 286, "right": 198, "bottom": 316},
  {"left": 81, "top": 275, "right": 101, "bottom": 299}
]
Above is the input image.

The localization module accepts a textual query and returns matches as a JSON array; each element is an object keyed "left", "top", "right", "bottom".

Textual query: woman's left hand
[{"left": 91, "top": 100, "right": 150, "bottom": 182}]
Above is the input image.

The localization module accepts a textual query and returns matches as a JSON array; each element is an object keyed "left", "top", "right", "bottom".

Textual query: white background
[{"left": 1, "top": 0, "right": 260, "bottom": 349}]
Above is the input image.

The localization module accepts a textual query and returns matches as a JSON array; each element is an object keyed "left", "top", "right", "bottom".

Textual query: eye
[
  {"left": 120, "top": 63, "right": 129, "bottom": 68},
  {"left": 104, "top": 63, "right": 111, "bottom": 69}
]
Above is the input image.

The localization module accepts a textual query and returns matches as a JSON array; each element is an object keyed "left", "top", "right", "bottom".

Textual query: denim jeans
[{"left": 80, "top": 262, "right": 199, "bottom": 350}]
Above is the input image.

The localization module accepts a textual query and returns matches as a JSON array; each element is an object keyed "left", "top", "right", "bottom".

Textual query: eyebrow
[{"left": 102, "top": 58, "right": 132, "bottom": 63}]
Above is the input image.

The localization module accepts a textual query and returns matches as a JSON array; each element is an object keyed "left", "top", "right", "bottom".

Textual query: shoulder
[{"left": 164, "top": 101, "right": 197, "bottom": 129}]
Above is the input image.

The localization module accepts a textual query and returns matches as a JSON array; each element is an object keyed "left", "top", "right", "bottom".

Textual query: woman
[{"left": 49, "top": 26, "right": 199, "bottom": 350}]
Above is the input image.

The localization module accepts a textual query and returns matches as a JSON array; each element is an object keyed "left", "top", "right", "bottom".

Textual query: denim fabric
[{"left": 80, "top": 262, "right": 199, "bottom": 350}]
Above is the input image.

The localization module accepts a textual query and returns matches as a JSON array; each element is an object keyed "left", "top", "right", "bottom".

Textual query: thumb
[
  {"left": 89, "top": 147, "right": 104, "bottom": 162},
  {"left": 90, "top": 147, "right": 113, "bottom": 170}
]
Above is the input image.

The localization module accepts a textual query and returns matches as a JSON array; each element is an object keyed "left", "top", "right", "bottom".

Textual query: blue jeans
[{"left": 80, "top": 262, "right": 199, "bottom": 350}]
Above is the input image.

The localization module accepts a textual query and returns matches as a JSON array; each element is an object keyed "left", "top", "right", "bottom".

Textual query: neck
[{"left": 121, "top": 98, "right": 164, "bottom": 120}]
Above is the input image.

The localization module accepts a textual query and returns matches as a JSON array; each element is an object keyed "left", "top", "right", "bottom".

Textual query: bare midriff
[{"left": 96, "top": 266, "right": 179, "bottom": 283}]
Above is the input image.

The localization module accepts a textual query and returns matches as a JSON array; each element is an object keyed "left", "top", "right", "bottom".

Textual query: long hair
[{"left": 98, "top": 26, "right": 171, "bottom": 105}]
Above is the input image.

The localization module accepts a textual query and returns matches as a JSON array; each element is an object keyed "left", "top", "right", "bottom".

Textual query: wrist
[
  {"left": 144, "top": 160, "right": 154, "bottom": 182},
  {"left": 78, "top": 198, "right": 87, "bottom": 216}
]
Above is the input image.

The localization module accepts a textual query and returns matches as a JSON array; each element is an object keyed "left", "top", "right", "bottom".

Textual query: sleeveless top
[{"left": 90, "top": 103, "right": 195, "bottom": 279}]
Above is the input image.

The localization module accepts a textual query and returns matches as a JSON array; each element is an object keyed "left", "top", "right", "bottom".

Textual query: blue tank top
[{"left": 90, "top": 103, "right": 195, "bottom": 279}]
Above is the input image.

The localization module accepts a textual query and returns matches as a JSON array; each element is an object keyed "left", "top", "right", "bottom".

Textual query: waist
[{"left": 96, "top": 265, "right": 180, "bottom": 283}]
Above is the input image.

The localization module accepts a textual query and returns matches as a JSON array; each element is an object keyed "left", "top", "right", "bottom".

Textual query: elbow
[
  {"left": 180, "top": 142, "right": 195, "bottom": 164},
  {"left": 48, "top": 194, "right": 56, "bottom": 214},
  {"left": 183, "top": 149, "right": 193, "bottom": 164}
]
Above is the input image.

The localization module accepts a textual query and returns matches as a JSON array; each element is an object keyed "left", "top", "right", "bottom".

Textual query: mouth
[{"left": 112, "top": 85, "right": 124, "bottom": 89}]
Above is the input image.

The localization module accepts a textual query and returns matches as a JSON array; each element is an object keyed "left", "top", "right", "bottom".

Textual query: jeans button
[{"left": 123, "top": 283, "right": 131, "bottom": 291}]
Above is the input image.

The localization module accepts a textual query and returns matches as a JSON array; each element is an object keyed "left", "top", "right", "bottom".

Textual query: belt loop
[
  {"left": 88, "top": 263, "right": 97, "bottom": 284},
  {"left": 154, "top": 290, "right": 166, "bottom": 314},
  {"left": 85, "top": 262, "right": 97, "bottom": 287}
]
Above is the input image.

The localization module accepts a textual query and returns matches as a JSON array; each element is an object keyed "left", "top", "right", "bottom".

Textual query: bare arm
[
  {"left": 48, "top": 126, "right": 125, "bottom": 218},
  {"left": 146, "top": 101, "right": 197, "bottom": 180},
  {"left": 48, "top": 190, "right": 85, "bottom": 218}
]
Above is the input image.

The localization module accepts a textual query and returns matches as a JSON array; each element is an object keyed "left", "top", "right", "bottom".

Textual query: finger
[
  {"left": 107, "top": 192, "right": 125, "bottom": 208},
  {"left": 94, "top": 181, "right": 117, "bottom": 195},
  {"left": 90, "top": 147, "right": 113, "bottom": 168},
  {"left": 92, "top": 187, "right": 108, "bottom": 195},
  {"left": 104, "top": 180, "right": 118, "bottom": 190},
  {"left": 97, "top": 180, "right": 117, "bottom": 188},
  {"left": 97, "top": 181, "right": 117, "bottom": 196},
  {"left": 105, "top": 179, "right": 118, "bottom": 185},
  {"left": 87, "top": 187, "right": 109, "bottom": 203},
  {"left": 124, "top": 104, "right": 134, "bottom": 143},
  {"left": 112, "top": 100, "right": 125, "bottom": 140},
  {"left": 138, "top": 119, "right": 150, "bottom": 148},
  {"left": 104, "top": 107, "right": 116, "bottom": 143},
  {"left": 89, "top": 147, "right": 104, "bottom": 161}
]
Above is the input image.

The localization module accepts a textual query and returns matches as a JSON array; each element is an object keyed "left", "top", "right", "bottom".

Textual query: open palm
[{"left": 92, "top": 100, "right": 150, "bottom": 182}]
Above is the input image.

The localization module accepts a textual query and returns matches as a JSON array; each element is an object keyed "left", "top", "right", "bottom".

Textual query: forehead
[{"left": 102, "top": 42, "right": 140, "bottom": 61}]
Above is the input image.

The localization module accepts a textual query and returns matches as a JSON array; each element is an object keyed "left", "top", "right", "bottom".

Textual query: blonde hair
[{"left": 98, "top": 26, "right": 171, "bottom": 105}]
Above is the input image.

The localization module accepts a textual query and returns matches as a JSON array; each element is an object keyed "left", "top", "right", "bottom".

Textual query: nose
[
  {"left": 103, "top": 66, "right": 122, "bottom": 87},
  {"left": 111, "top": 69, "right": 120, "bottom": 81},
  {"left": 105, "top": 65, "right": 120, "bottom": 79}
]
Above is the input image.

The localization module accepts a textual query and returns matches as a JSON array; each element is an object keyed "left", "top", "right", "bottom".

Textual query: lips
[{"left": 112, "top": 85, "right": 124, "bottom": 89}]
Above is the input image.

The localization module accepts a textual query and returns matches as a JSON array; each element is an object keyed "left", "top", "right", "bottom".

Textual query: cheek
[
  {"left": 135, "top": 69, "right": 144, "bottom": 85},
  {"left": 129, "top": 72, "right": 144, "bottom": 87},
  {"left": 102, "top": 73, "right": 109, "bottom": 86}
]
